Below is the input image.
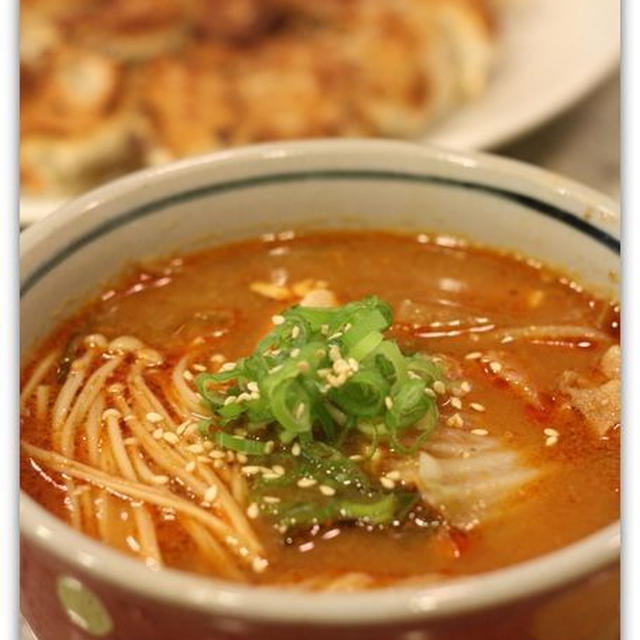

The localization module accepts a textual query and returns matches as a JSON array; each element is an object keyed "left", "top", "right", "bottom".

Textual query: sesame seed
[
  {"left": 102, "top": 408, "right": 121, "bottom": 420},
  {"left": 544, "top": 428, "right": 559, "bottom": 437},
  {"left": 236, "top": 453, "right": 248, "bottom": 464},
  {"left": 320, "top": 324, "right": 329, "bottom": 335},
  {"left": 380, "top": 477, "right": 395, "bottom": 490},
  {"left": 183, "top": 370, "right": 194, "bottom": 381},
  {"left": 224, "top": 395, "right": 237, "bottom": 406},
  {"left": 263, "top": 496, "right": 280, "bottom": 504},
  {"left": 470, "top": 402, "right": 486, "bottom": 412},
  {"left": 220, "top": 361, "right": 237, "bottom": 372},
  {"left": 291, "top": 325, "right": 301, "bottom": 339},
  {"left": 545, "top": 436, "right": 559, "bottom": 447},
  {"left": 192, "top": 363, "right": 207, "bottom": 372},
  {"left": 384, "top": 396, "right": 394, "bottom": 410},
  {"left": 297, "top": 477, "right": 317, "bottom": 488},
  {"left": 272, "top": 465, "right": 285, "bottom": 476},
  {"left": 291, "top": 442, "right": 301, "bottom": 457},
  {"left": 450, "top": 397, "right": 462, "bottom": 410},
  {"left": 334, "top": 371, "right": 351, "bottom": 387},
  {"left": 295, "top": 403, "right": 305, "bottom": 419},
  {"left": 297, "top": 361, "right": 310, "bottom": 373},
  {"left": 107, "top": 383, "right": 124, "bottom": 394},
  {"left": 185, "top": 461, "right": 196, "bottom": 472},
  {"left": 489, "top": 362, "right": 503, "bottom": 374},
  {"left": 433, "top": 381, "right": 446, "bottom": 395},
  {"left": 163, "top": 432, "right": 179, "bottom": 444},
  {"left": 208, "top": 449, "right": 225, "bottom": 459},
  {"left": 252, "top": 557, "right": 268, "bottom": 573},
  {"left": 265, "top": 441, "right": 275, "bottom": 454},
  {"left": 152, "top": 428, "right": 164, "bottom": 440},
  {"left": 349, "top": 454, "right": 363, "bottom": 461},
  {"left": 176, "top": 420, "right": 191, "bottom": 435},
  {"left": 333, "top": 358, "right": 350, "bottom": 374},
  {"left": 460, "top": 381, "right": 472, "bottom": 394},
  {"left": 247, "top": 381, "right": 259, "bottom": 393},
  {"left": 187, "top": 444, "right": 204, "bottom": 454},
  {"left": 204, "top": 486, "right": 218, "bottom": 503},
  {"left": 465, "top": 352, "right": 483, "bottom": 360},
  {"left": 146, "top": 412, "right": 164, "bottom": 424},
  {"left": 152, "top": 475, "right": 169, "bottom": 485},
  {"left": 241, "top": 466, "right": 262, "bottom": 476},
  {"left": 210, "top": 353, "right": 226, "bottom": 364},
  {"left": 290, "top": 348, "right": 300, "bottom": 358},
  {"left": 319, "top": 485, "right": 336, "bottom": 496},
  {"left": 246, "top": 503, "right": 260, "bottom": 519},
  {"left": 272, "top": 315, "right": 285, "bottom": 325},
  {"left": 424, "top": 388, "right": 436, "bottom": 398},
  {"left": 446, "top": 413, "right": 464, "bottom": 428},
  {"left": 471, "top": 428, "right": 489, "bottom": 436},
  {"left": 184, "top": 423, "right": 198, "bottom": 436},
  {"left": 385, "top": 470, "right": 401, "bottom": 481}
]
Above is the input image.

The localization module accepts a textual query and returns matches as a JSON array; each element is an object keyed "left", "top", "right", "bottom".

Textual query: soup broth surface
[{"left": 21, "top": 230, "right": 620, "bottom": 587}]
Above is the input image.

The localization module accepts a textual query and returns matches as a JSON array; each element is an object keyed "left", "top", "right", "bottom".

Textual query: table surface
[{"left": 498, "top": 72, "right": 620, "bottom": 199}]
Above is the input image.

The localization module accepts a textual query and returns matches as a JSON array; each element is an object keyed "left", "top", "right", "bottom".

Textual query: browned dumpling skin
[
  {"left": 20, "top": 0, "right": 499, "bottom": 195},
  {"left": 183, "top": 0, "right": 283, "bottom": 41}
]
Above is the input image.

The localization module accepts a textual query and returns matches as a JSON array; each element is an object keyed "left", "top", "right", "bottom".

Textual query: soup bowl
[{"left": 20, "top": 139, "right": 620, "bottom": 640}]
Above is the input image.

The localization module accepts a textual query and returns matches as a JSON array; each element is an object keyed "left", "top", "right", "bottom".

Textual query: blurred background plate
[
  {"left": 19, "top": 0, "right": 619, "bottom": 227},
  {"left": 424, "top": 0, "right": 619, "bottom": 150}
]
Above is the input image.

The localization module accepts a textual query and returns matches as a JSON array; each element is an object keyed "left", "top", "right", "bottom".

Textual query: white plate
[
  {"left": 19, "top": 0, "right": 619, "bottom": 226},
  {"left": 425, "top": 0, "right": 620, "bottom": 149}
]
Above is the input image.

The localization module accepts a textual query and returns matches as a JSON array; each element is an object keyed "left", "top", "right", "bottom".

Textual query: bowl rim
[{"left": 19, "top": 139, "right": 620, "bottom": 625}]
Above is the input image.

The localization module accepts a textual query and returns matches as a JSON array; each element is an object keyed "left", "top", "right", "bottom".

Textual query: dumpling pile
[{"left": 20, "top": 0, "right": 500, "bottom": 195}]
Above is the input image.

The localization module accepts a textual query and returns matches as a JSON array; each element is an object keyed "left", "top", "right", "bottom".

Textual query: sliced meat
[
  {"left": 559, "top": 345, "right": 621, "bottom": 437},
  {"left": 478, "top": 350, "right": 544, "bottom": 409}
]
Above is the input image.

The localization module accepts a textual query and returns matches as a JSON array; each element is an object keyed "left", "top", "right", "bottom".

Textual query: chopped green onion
[
  {"left": 330, "top": 369, "right": 389, "bottom": 418},
  {"left": 407, "top": 354, "right": 446, "bottom": 386},
  {"left": 215, "top": 432, "right": 269, "bottom": 455},
  {"left": 270, "top": 379, "right": 312, "bottom": 442},
  {"left": 385, "top": 379, "right": 433, "bottom": 431},
  {"left": 193, "top": 295, "right": 453, "bottom": 536}
]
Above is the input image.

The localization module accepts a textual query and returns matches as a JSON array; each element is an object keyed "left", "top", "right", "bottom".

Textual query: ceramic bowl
[{"left": 20, "top": 139, "right": 620, "bottom": 640}]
